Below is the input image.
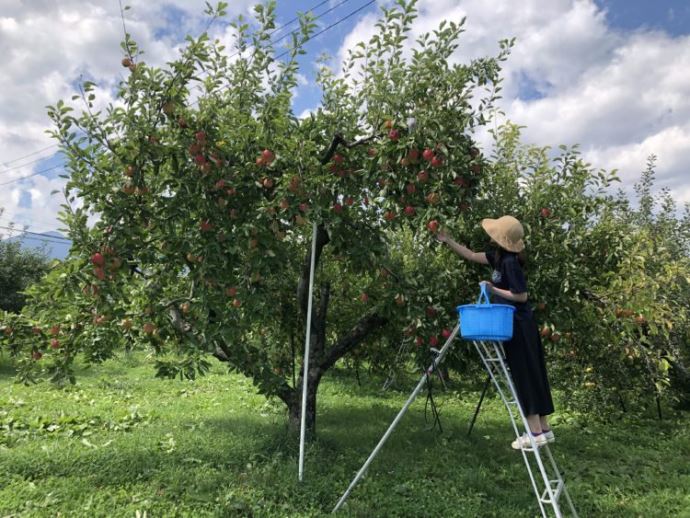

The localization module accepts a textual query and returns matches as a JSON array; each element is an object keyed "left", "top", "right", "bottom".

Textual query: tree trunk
[{"left": 287, "top": 369, "right": 322, "bottom": 436}]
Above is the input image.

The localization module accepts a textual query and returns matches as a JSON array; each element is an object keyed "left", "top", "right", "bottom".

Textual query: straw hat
[{"left": 481, "top": 216, "right": 525, "bottom": 253}]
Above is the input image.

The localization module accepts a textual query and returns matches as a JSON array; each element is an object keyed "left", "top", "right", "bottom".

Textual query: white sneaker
[
  {"left": 511, "top": 432, "right": 547, "bottom": 450},
  {"left": 543, "top": 429, "right": 555, "bottom": 443}
]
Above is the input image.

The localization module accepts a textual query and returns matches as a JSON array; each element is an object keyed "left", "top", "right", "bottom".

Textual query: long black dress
[{"left": 486, "top": 248, "right": 554, "bottom": 416}]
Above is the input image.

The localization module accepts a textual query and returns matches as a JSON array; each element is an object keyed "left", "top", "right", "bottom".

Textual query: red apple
[
  {"left": 279, "top": 199, "right": 290, "bottom": 210},
  {"left": 417, "top": 170, "right": 429, "bottom": 183},
  {"left": 550, "top": 333, "right": 561, "bottom": 343},
  {"left": 232, "top": 298, "right": 242, "bottom": 308},
  {"left": 407, "top": 149, "right": 420, "bottom": 163},
  {"left": 415, "top": 336, "right": 424, "bottom": 347},
  {"left": 49, "top": 325, "right": 60, "bottom": 336},
  {"left": 427, "top": 220, "right": 440, "bottom": 234},
  {"left": 431, "top": 156, "right": 443, "bottom": 168},
  {"left": 195, "top": 131, "right": 206, "bottom": 142},
  {"left": 406, "top": 183, "right": 416, "bottom": 194},
  {"left": 367, "top": 147, "right": 377, "bottom": 157},
  {"left": 121, "top": 57, "right": 133, "bottom": 68},
  {"left": 124, "top": 165, "right": 135, "bottom": 177},
  {"left": 261, "top": 149, "right": 274, "bottom": 164},
  {"left": 388, "top": 129, "right": 400, "bottom": 141},
  {"left": 226, "top": 287, "right": 237, "bottom": 297},
  {"left": 262, "top": 177, "right": 274, "bottom": 189},
  {"left": 429, "top": 335, "right": 439, "bottom": 347},
  {"left": 180, "top": 302, "right": 191, "bottom": 314},
  {"left": 50, "top": 338, "right": 60, "bottom": 349},
  {"left": 143, "top": 323, "right": 156, "bottom": 335},
  {"left": 384, "top": 119, "right": 394, "bottom": 129},
  {"left": 359, "top": 293, "right": 369, "bottom": 303},
  {"left": 345, "top": 196, "right": 354, "bottom": 206},
  {"left": 422, "top": 148, "right": 435, "bottom": 161},
  {"left": 32, "top": 326, "right": 42, "bottom": 335},
  {"left": 91, "top": 252, "right": 105, "bottom": 267},
  {"left": 333, "top": 203, "right": 343, "bottom": 214},
  {"left": 469, "top": 147, "right": 480, "bottom": 158},
  {"left": 299, "top": 203, "right": 309, "bottom": 213},
  {"left": 441, "top": 328, "right": 452, "bottom": 339},
  {"left": 454, "top": 177, "right": 470, "bottom": 188},
  {"left": 333, "top": 153, "right": 344, "bottom": 164},
  {"left": 404, "top": 206, "right": 415, "bottom": 216},
  {"left": 540, "top": 208, "right": 552, "bottom": 218},
  {"left": 540, "top": 326, "right": 552, "bottom": 338},
  {"left": 384, "top": 210, "right": 396, "bottom": 222},
  {"left": 93, "top": 267, "right": 106, "bottom": 281},
  {"left": 200, "top": 220, "right": 213, "bottom": 232},
  {"left": 32, "top": 351, "right": 43, "bottom": 361},
  {"left": 194, "top": 154, "right": 207, "bottom": 166}
]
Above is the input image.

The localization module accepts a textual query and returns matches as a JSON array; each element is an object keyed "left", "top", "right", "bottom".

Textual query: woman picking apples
[{"left": 437, "top": 216, "right": 555, "bottom": 449}]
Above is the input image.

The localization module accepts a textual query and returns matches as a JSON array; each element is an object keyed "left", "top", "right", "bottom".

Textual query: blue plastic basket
[{"left": 457, "top": 284, "right": 516, "bottom": 341}]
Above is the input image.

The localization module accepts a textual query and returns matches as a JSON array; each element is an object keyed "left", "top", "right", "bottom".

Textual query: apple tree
[{"left": 0, "top": 0, "right": 512, "bottom": 432}]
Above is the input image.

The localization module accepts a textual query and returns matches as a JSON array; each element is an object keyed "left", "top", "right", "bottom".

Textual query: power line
[
  {"left": 275, "top": 0, "right": 374, "bottom": 61},
  {"left": 0, "top": 151, "right": 63, "bottom": 176},
  {"left": 264, "top": 0, "right": 352, "bottom": 50},
  {"left": 0, "top": 164, "right": 63, "bottom": 187},
  {"left": 2, "top": 143, "right": 59, "bottom": 167},
  {"left": 0, "top": 225, "right": 71, "bottom": 243},
  {"left": 1, "top": 233, "right": 70, "bottom": 247}
]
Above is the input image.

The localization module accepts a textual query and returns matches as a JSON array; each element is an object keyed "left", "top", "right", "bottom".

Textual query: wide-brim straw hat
[{"left": 481, "top": 216, "right": 525, "bottom": 253}]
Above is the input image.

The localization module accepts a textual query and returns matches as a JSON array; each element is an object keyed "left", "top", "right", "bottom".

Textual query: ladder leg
[
  {"left": 467, "top": 374, "right": 492, "bottom": 437},
  {"left": 475, "top": 340, "right": 583, "bottom": 517},
  {"left": 473, "top": 341, "right": 549, "bottom": 518},
  {"left": 488, "top": 341, "right": 568, "bottom": 517}
]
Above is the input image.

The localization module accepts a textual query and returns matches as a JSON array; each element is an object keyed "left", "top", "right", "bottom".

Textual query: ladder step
[{"left": 540, "top": 479, "right": 564, "bottom": 504}]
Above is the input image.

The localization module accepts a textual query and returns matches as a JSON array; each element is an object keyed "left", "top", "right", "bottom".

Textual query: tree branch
[{"left": 320, "top": 312, "right": 388, "bottom": 372}]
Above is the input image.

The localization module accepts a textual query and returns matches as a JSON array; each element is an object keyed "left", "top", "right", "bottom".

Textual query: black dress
[{"left": 486, "top": 248, "right": 554, "bottom": 416}]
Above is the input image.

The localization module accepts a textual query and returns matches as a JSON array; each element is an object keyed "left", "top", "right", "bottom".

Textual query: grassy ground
[{"left": 1, "top": 353, "right": 689, "bottom": 517}]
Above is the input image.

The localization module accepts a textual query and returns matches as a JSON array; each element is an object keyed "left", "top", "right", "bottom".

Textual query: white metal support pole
[
  {"left": 299, "top": 222, "right": 318, "bottom": 482},
  {"left": 332, "top": 324, "right": 460, "bottom": 513}
]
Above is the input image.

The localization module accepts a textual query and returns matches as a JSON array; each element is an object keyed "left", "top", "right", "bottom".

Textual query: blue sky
[
  {"left": 1, "top": 0, "right": 689, "bottom": 244},
  {"left": 595, "top": 0, "right": 690, "bottom": 36}
]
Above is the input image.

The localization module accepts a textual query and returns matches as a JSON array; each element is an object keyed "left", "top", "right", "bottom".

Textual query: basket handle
[{"left": 477, "top": 282, "right": 491, "bottom": 305}]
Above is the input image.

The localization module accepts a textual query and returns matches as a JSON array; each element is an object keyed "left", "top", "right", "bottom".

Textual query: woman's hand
[
  {"left": 479, "top": 280, "right": 494, "bottom": 294},
  {"left": 436, "top": 230, "right": 449, "bottom": 243}
]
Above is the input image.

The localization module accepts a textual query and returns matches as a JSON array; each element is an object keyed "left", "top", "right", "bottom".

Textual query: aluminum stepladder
[{"left": 473, "top": 339, "right": 578, "bottom": 518}]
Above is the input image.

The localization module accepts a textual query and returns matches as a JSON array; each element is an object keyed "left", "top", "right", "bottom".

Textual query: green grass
[{"left": 1, "top": 353, "right": 689, "bottom": 517}]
